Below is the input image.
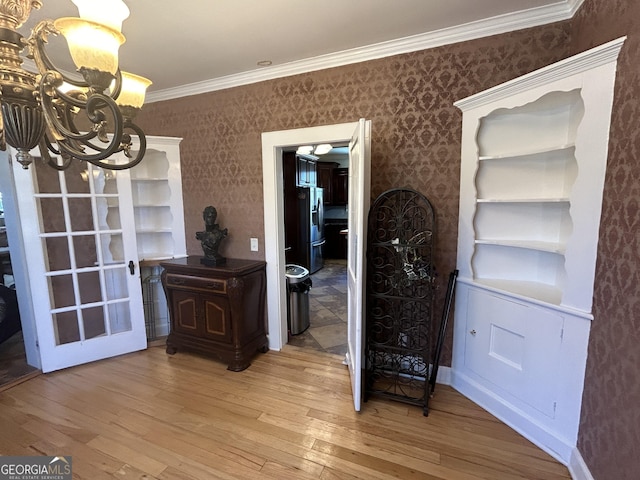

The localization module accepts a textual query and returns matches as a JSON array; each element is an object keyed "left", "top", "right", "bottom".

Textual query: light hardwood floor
[{"left": 0, "top": 345, "right": 570, "bottom": 479}]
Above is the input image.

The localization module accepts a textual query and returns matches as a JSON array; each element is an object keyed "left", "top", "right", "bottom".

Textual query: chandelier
[{"left": 0, "top": 0, "right": 151, "bottom": 171}]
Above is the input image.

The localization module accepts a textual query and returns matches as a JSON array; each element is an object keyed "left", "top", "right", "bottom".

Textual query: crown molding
[
  {"left": 147, "top": 0, "right": 584, "bottom": 103},
  {"left": 454, "top": 36, "right": 625, "bottom": 111}
]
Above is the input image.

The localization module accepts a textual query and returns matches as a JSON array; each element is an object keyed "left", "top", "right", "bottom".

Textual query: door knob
[{"left": 128, "top": 260, "right": 135, "bottom": 275}]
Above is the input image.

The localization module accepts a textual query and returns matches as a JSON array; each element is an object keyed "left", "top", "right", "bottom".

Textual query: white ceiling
[{"left": 21, "top": 0, "right": 582, "bottom": 102}]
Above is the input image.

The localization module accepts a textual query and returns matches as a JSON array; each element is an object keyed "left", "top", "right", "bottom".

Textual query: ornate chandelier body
[{"left": 0, "top": 0, "right": 151, "bottom": 170}]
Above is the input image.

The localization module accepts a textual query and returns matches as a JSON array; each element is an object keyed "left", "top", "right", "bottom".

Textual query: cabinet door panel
[
  {"left": 464, "top": 288, "right": 563, "bottom": 418},
  {"left": 174, "top": 297, "right": 198, "bottom": 334},
  {"left": 203, "top": 296, "right": 232, "bottom": 342},
  {"left": 333, "top": 168, "right": 349, "bottom": 204},
  {"left": 173, "top": 291, "right": 198, "bottom": 334},
  {"left": 317, "top": 162, "right": 336, "bottom": 203}
]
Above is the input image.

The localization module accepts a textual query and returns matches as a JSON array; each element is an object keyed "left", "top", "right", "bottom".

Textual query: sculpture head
[{"left": 203, "top": 205, "right": 217, "bottom": 226}]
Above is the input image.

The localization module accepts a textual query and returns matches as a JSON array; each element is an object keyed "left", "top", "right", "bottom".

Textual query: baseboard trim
[
  {"left": 434, "top": 365, "right": 453, "bottom": 386},
  {"left": 568, "top": 448, "right": 595, "bottom": 480},
  {"left": 431, "top": 365, "right": 595, "bottom": 480},
  {"left": 451, "top": 370, "right": 574, "bottom": 465}
]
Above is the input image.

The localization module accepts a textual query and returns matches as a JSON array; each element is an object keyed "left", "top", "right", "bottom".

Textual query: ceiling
[{"left": 20, "top": 0, "right": 582, "bottom": 102}]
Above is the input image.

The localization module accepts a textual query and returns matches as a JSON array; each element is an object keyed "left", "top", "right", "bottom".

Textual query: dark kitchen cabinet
[
  {"left": 283, "top": 152, "right": 301, "bottom": 263},
  {"left": 296, "top": 154, "right": 317, "bottom": 187},
  {"left": 161, "top": 257, "right": 268, "bottom": 372},
  {"left": 283, "top": 151, "right": 318, "bottom": 187},
  {"left": 332, "top": 168, "right": 349, "bottom": 205},
  {"left": 325, "top": 222, "right": 348, "bottom": 259},
  {"left": 317, "top": 162, "right": 338, "bottom": 204}
]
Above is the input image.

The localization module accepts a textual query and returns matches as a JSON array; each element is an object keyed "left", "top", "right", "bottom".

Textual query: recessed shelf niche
[{"left": 470, "top": 89, "right": 583, "bottom": 305}]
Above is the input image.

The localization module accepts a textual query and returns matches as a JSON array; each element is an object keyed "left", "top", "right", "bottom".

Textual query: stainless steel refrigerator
[{"left": 298, "top": 186, "right": 325, "bottom": 274}]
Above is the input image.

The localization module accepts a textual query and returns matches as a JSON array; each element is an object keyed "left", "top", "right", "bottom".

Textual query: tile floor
[{"left": 287, "top": 258, "right": 348, "bottom": 356}]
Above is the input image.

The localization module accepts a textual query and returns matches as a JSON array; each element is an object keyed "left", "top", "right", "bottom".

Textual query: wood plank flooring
[
  {"left": 0, "top": 345, "right": 571, "bottom": 479},
  {"left": 0, "top": 331, "right": 40, "bottom": 392}
]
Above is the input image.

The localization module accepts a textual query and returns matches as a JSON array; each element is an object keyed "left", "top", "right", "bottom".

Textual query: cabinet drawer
[{"left": 165, "top": 274, "right": 227, "bottom": 294}]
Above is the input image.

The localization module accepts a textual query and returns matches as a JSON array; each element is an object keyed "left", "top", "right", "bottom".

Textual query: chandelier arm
[
  {"left": 78, "top": 121, "right": 146, "bottom": 171},
  {"left": 39, "top": 78, "right": 127, "bottom": 156},
  {"left": 79, "top": 120, "right": 147, "bottom": 170},
  {"left": 54, "top": 135, "right": 121, "bottom": 163},
  {"left": 39, "top": 81, "right": 92, "bottom": 142},
  {"left": 51, "top": 75, "right": 123, "bottom": 110},
  {"left": 38, "top": 137, "right": 73, "bottom": 171},
  {"left": 42, "top": 132, "right": 62, "bottom": 156},
  {"left": 38, "top": 70, "right": 97, "bottom": 119},
  {"left": 52, "top": 93, "right": 125, "bottom": 161},
  {"left": 110, "top": 69, "right": 123, "bottom": 100},
  {"left": 6, "top": 10, "right": 150, "bottom": 172},
  {"left": 28, "top": 20, "right": 90, "bottom": 91}
]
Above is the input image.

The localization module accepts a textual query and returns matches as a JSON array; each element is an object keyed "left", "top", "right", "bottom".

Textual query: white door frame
[
  {"left": 0, "top": 151, "right": 40, "bottom": 369},
  {"left": 262, "top": 122, "right": 358, "bottom": 350}
]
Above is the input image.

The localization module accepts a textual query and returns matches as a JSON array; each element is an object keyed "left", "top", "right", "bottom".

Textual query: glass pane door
[{"left": 13, "top": 154, "right": 146, "bottom": 373}]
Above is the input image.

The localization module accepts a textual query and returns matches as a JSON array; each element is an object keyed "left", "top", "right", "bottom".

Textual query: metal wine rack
[{"left": 365, "top": 188, "right": 436, "bottom": 415}]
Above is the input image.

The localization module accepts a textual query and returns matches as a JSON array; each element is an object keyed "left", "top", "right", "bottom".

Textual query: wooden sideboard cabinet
[{"left": 161, "top": 256, "right": 268, "bottom": 371}]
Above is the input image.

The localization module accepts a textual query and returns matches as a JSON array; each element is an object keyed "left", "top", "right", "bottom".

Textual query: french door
[
  {"left": 12, "top": 152, "right": 146, "bottom": 373},
  {"left": 346, "top": 118, "right": 371, "bottom": 411}
]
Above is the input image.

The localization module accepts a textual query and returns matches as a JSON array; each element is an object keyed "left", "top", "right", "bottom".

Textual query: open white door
[
  {"left": 12, "top": 152, "right": 146, "bottom": 373},
  {"left": 345, "top": 118, "right": 371, "bottom": 411}
]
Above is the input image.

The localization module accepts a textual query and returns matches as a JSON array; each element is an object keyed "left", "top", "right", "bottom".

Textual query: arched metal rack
[{"left": 364, "top": 188, "right": 436, "bottom": 415}]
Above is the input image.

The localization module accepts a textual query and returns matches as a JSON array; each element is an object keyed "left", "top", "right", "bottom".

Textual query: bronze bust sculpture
[{"left": 196, "top": 206, "right": 228, "bottom": 265}]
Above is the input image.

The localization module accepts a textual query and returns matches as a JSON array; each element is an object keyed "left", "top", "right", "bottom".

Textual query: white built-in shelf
[
  {"left": 475, "top": 239, "right": 566, "bottom": 254},
  {"left": 133, "top": 203, "right": 172, "bottom": 208},
  {"left": 136, "top": 228, "right": 173, "bottom": 234},
  {"left": 106, "top": 137, "right": 185, "bottom": 263},
  {"left": 467, "top": 87, "right": 583, "bottom": 303},
  {"left": 474, "top": 278, "right": 563, "bottom": 305},
  {"left": 131, "top": 177, "right": 169, "bottom": 182},
  {"left": 478, "top": 143, "right": 575, "bottom": 161},
  {"left": 138, "top": 254, "right": 176, "bottom": 261},
  {"left": 476, "top": 197, "right": 570, "bottom": 203}
]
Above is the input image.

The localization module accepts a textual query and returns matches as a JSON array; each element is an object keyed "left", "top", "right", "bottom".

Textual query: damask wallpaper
[
  {"left": 138, "top": 3, "right": 639, "bottom": 477},
  {"left": 137, "top": 23, "right": 570, "bottom": 367},
  {"left": 569, "top": 1, "right": 640, "bottom": 479}
]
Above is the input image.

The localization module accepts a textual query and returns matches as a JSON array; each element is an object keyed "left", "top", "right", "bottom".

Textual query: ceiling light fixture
[
  {"left": 296, "top": 145, "right": 314, "bottom": 155},
  {"left": 313, "top": 144, "right": 333, "bottom": 155},
  {"left": 0, "top": 0, "right": 151, "bottom": 171},
  {"left": 295, "top": 144, "right": 333, "bottom": 156}
]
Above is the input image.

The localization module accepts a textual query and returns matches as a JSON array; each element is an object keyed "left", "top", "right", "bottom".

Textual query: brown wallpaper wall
[
  {"left": 569, "top": 1, "right": 640, "bottom": 479},
  {"left": 136, "top": 3, "right": 640, "bottom": 477},
  {"left": 137, "top": 24, "right": 570, "bottom": 364}
]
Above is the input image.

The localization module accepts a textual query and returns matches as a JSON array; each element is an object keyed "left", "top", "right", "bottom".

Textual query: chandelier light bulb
[
  {"left": 117, "top": 72, "right": 152, "bottom": 109},
  {"left": 71, "top": 0, "right": 130, "bottom": 32},
  {"left": 54, "top": 18, "right": 125, "bottom": 75}
]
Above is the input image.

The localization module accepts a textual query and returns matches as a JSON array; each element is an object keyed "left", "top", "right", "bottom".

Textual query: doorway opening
[
  {"left": 287, "top": 258, "right": 347, "bottom": 354},
  {"left": 261, "top": 122, "right": 359, "bottom": 351},
  {"left": 0, "top": 184, "right": 40, "bottom": 389},
  {"left": 281, "top": 144, "right": 349, "bottom": 355}
]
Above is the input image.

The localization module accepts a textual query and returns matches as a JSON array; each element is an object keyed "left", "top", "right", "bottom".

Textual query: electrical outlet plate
[{"left": 250, "top": 237, "right": 259, "bottom": 252}]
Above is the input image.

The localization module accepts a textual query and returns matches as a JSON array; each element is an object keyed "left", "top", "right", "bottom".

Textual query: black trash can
[{"left": 285, "top": 264, "right": 312, "bottom": 335}]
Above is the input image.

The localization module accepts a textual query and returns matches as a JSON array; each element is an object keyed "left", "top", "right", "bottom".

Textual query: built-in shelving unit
[
  {"left": 452, "top": 38, "right": 625, "bottom": 464},
  {"left": 129, "top": 142, "right": 185, "bottom": 262},
  {"left": 470, "top": 89, "right": 582, "bottom": 305},
  {"left": 105, "top": 136, "right": 185, "bottom": 339}
]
